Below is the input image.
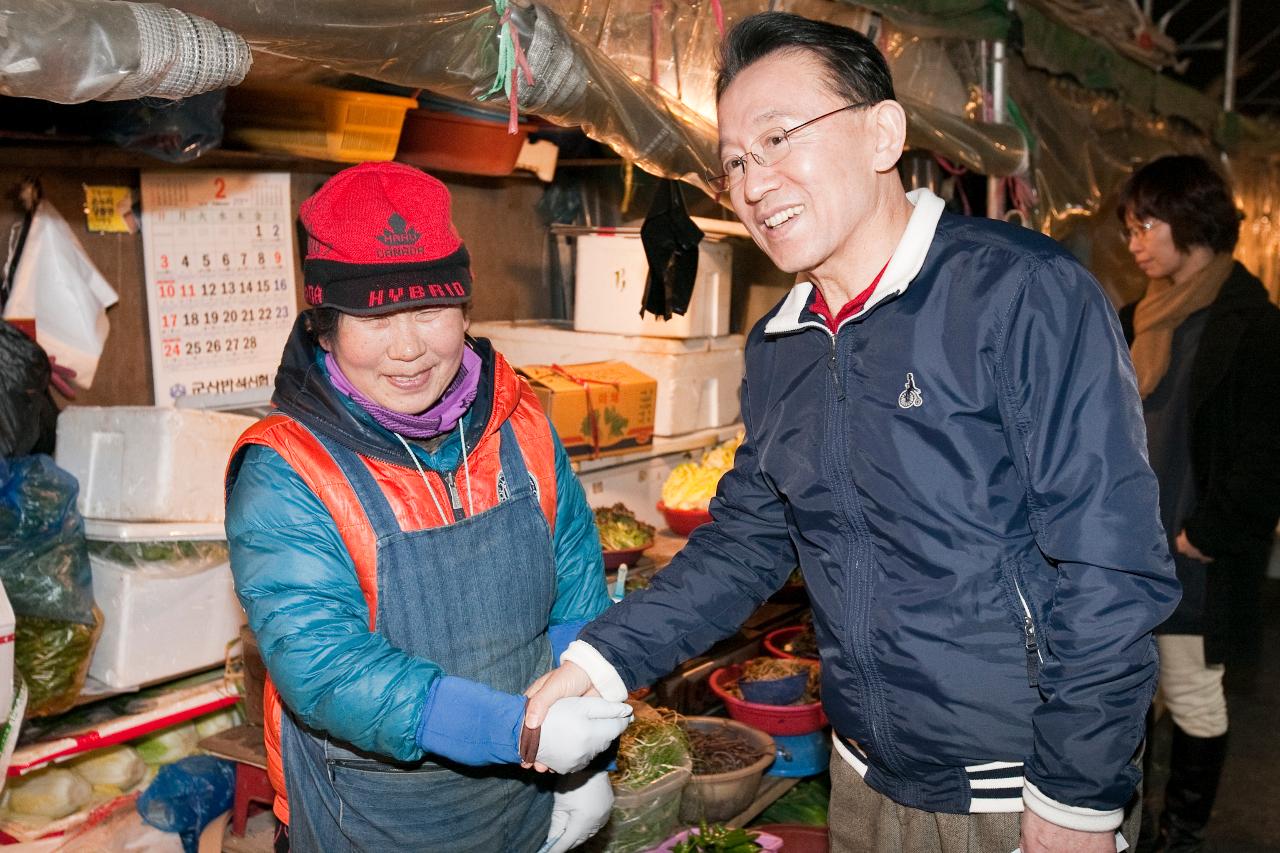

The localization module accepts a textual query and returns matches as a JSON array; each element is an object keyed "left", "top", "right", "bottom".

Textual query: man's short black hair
[
  {"left": 1116, "top": 155, "right": 1241, "bottom": 254},
  {"left": 715, "top": 12, "right": 895, "bottom": 106}
]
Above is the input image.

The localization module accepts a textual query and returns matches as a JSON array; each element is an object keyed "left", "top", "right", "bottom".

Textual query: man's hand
[
  {"left": 525, "top": 662, "right": 596, "bottom": 727},
  {"left": 1020, "top": 809, "right": 1116, "bottom": 853},
  {"left": 1175, "top": 529, "right": 1213, "bottom": 564}
]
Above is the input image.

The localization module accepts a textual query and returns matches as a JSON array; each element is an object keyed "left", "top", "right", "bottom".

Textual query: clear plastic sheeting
[
  {"left": 516, "top": 5, "right": 721, "bottom": 188},
  {"left": 169, "top": 0, "right": 1027, "bottom": 192},
  {"left": 1007, "top": 55, "right": 1279, "bottom": 306},
  {"left": 1017, "top": 0, "right": 1177, "bottom": 71},
  {"left": 1231, "top": 155, "right": 1280, "bottom": 303},
  {"left": 0, "top": 0, "right": 251, "bottom": 103}
]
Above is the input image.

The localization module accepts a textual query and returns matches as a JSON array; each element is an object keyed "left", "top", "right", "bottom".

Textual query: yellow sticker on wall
[{"left": 83, "top": 185, "right": 137, "bottom": 233}]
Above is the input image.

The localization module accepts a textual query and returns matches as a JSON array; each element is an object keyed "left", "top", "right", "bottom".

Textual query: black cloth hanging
[{"left": 639, "top": 180, "right": 704, "bottom": 320}]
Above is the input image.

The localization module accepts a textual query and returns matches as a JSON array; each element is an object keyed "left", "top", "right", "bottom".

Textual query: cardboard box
[
  {"left": 520, "top": 361, "right": 657, "bottom": 460},
  {"left": 474, "top": 321, "right": 743, "bottom": 437}
]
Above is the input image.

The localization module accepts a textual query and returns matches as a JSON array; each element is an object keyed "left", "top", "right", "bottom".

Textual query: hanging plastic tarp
[
  {"left": 1005, "top": 54, "right": 1280, "bottom": 307},
  {"left": 1017, "top": 3, "right": 1217, "bottom": 134},
  {"left": 1016, "top": 0, "right": 1176, "bottom": 71},
  {"left": 0, "top": 0, "right": 251, "bottom": 103},
  {"left": 849, "top": 0, "right": 1010, "bottom": 41},
  {"left": 169, "top": 0, "right": 1026, "bottom": 192}
]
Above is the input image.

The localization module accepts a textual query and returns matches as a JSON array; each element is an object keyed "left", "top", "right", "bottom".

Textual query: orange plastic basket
[{"left": 225, "top": 85, "right": 418, "bottom": 163}]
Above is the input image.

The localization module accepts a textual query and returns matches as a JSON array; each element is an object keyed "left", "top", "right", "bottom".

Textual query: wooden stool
[
  {"left": 232, "top": 762, "right": 274, "bottom": 837},
  {"left": 198, "top": 723, "right": 273, "bottom": 838}
]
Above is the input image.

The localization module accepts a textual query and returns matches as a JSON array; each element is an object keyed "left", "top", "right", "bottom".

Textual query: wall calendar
[{"left": 140, "top": 171, "right": 297, "bottom": 407}]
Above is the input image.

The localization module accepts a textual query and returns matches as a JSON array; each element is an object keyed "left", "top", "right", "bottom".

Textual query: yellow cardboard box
[{"left": 519, "top": 361, "right": 657, "bottom": 460}]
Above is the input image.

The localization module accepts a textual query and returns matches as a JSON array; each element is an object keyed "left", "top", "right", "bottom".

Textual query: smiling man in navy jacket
[{"left": 527, "top": 12, "right": 1179, "bottom": 853}]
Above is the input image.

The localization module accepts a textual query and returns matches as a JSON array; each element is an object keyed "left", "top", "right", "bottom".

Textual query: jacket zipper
[
  {"left": 1012, "top": 576, "right": 1043, "bottom": 687},
  {"left": 441, "top": 471, "right": 466, "bottom": 520},
  {"left": 827, "top": 332, "right": 846, "bottom": 401},
  {"left": 827, "top": 326, "right": 892, "bottom": 769}
]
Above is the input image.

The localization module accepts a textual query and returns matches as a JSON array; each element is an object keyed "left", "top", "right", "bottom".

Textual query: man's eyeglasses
[
  {"left": 1121, "top": 218, "right": 1158, "bottom": 243},
  {"left": 709, "top": 102, "right": 870, "bottom": 194}
]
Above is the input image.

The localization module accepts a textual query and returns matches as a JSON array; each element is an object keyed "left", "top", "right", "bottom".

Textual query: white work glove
[
  {"left": 540, "top": 769, "right": 614, "bottom": 853},
  {"left": 535, "top": 696, "right": 632, "bottom": 774}
]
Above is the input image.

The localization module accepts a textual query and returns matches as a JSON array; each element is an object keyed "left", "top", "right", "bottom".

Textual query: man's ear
[{"left": 869, "top": 100, "right": 908, "bottom": 174}]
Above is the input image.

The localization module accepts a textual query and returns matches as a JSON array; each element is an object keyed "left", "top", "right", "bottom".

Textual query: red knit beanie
[{"left": 299, "top": 162, "right": 472, "bottom": 314}]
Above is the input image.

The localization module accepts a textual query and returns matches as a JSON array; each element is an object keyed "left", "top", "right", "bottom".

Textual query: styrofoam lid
[{"left": 84, "top": 518, "right": 227, "bottom": 542}]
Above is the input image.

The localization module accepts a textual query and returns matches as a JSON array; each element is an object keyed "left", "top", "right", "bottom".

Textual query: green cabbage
[
  {"left": 67, "top": 745, "right": 145, "bottom": 788},
  {"left": 6, "top": 767, "right": 92, "bottom": 818},
  {"left": 133, "top": 722, "right": 199, "bottom": 765}
]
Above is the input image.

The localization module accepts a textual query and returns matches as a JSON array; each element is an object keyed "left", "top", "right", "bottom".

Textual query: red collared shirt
[{"left": 808, "top": 260, "right": 891, "bottom": 333}]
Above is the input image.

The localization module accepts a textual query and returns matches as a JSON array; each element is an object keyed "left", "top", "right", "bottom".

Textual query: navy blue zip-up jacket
[{"left": 573, "top": 190, "right": 1179, "bottom": 829}]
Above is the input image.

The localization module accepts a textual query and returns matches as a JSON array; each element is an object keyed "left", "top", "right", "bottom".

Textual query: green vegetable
[
  {"left": 671, "top": 821, "right": 762, "bottom": 853},
  {"left": 133, "top": 722, "right": 199, "bottom": 765},
  {"left": 756, "top": 776, "right": 830, "bottom": 826},
  {"left": 87, "top": 540, "right": 229, "bottom": 567},
  {"left": 5, "top": 767, "right": 92, "bottom": 819},
  {"left": 15, "top": 616, "right": 98, "bottom": 718},
  {"left": 594, "top": 504, "right": 656, "bottom": 552},
  {"left": 194, "top": 706, "right": 243, "bottom": 738},
  {"left": 66, "top": 745, "right": 145, "bottom": 788},
  {"left": 612, "top": 709, "right": 688, "bottom": 791}
]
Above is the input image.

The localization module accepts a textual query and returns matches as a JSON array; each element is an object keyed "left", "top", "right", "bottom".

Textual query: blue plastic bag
[
  {"left": 137, "top": 755, "right": 236, "bottom": 853},
  {"left": 0, "top": 455, "right": 99, "bottom": 716}
]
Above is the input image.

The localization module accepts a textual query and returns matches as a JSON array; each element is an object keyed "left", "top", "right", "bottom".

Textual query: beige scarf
[{"left": 1130, "top": 253, "right": 1233, "bottom": 398}]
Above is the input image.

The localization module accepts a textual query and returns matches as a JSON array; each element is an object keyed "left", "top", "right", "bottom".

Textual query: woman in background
[{"left": 1118, "top": 155, "right": 1280, "bottom": 853}]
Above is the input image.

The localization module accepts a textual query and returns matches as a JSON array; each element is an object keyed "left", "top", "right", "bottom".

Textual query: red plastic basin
[{"left": 709, "top": 664, "right": 827, "bottom": 736}]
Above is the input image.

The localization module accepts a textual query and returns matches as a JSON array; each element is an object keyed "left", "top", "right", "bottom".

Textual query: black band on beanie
[{"left": 303, "top": 244, "right": 473, "bottom": 314}]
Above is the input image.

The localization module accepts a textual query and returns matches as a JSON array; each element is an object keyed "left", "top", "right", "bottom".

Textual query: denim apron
[{"left": 281, "top": 421, "right": 556, "bottom": 852}]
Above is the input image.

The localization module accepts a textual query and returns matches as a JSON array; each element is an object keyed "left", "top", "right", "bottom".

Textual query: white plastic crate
[
  {"left": 559, "top": 228, "right": 733, "bottom": 339},
  {"left": 84, "top": 519, "right": 245, "bottom": 689},
  {"left": 471, "top": 321, "right": 744, "bottom": 437},
  {"left": 55, "top": 406, "right": 256, "bottom": 523}
]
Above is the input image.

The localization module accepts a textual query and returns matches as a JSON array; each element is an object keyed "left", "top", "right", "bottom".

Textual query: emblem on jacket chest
[{"left": 898, "top": 373, "right": 923, "bottom": 409}]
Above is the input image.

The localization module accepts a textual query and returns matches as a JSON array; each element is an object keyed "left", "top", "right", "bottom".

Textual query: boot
[{"left": 1158, "top": 726, "right": 1228, "bottom": 853}]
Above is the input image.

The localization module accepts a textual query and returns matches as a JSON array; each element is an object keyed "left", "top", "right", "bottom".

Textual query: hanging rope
[{"left": 482, "top": 0, "right": 535, "bottom": 133}]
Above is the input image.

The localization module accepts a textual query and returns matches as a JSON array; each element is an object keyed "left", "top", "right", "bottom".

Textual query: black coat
[{"left": 1121, "top": 262, "right": 1280, "bottom": 662}]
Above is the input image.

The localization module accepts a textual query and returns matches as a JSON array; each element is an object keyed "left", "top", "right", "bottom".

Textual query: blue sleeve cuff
[
  {"left": 548, "top": 621, "right": 587, "bottom": 666},
  {"left": 414, "top": 675, "right": 524, "bottom": 765}
]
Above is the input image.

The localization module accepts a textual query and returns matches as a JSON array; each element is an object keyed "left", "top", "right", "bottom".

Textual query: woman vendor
[{"left": 225, "top": 162, "right": 630, "bottom": 852}]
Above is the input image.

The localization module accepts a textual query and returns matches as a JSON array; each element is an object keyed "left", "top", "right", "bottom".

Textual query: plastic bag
[
  {"left": 86, "top": 540, "right": 229, "bottom": 579},
  {"left": 136, "top": 755, "right": 235, "bottom": 853},
  {"left": 0, "top": 321, "right": 57, "bottom": 458},
  {"left": 0, "top": 455, "right": 101, "bottom": 717},
  {"left": 87, "top": 91, "right": 227, "bottom": 163},
  {"left": 2, "top": 200, "right": 119, "bottom": 390}
]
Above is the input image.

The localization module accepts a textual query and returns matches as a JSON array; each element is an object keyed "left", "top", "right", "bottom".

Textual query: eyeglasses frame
[{"left": 709, "top": 101, "right": 871, "bottom": 193}]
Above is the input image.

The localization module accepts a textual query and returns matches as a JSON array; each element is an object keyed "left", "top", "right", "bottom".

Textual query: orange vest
[{"left": 229, "top": 365, "right": 558, "bottom": 824}]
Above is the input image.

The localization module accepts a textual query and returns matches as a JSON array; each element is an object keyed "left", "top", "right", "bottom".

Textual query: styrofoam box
[
  {"left": 567, "top": 229, "right": 732, "bottom": 339},
  {"left": 85, "top": 519, "right": 245, "bottom": 689},
  {"left": 56, "top": 406, "right": 256, "bottom": 523},
  {"left": 472, "top": 321, "right": 744, "bottom": 436}
]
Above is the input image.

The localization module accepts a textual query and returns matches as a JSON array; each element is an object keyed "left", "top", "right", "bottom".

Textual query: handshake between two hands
[
  {"left": 520, "top": 662, "right": 621, "bottom": 773},
  {"left": 520, "top": 663, "right": 628, "bottom": 853}
]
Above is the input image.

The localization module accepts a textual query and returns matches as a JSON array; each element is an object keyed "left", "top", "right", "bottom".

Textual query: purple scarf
[{"left": 325, "top": 346, "right": 482, "bottom": 439}]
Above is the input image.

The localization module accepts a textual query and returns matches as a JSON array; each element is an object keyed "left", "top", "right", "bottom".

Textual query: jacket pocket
[{"left": 998, "top": 558, "right": 1044, "bottom": 688}]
